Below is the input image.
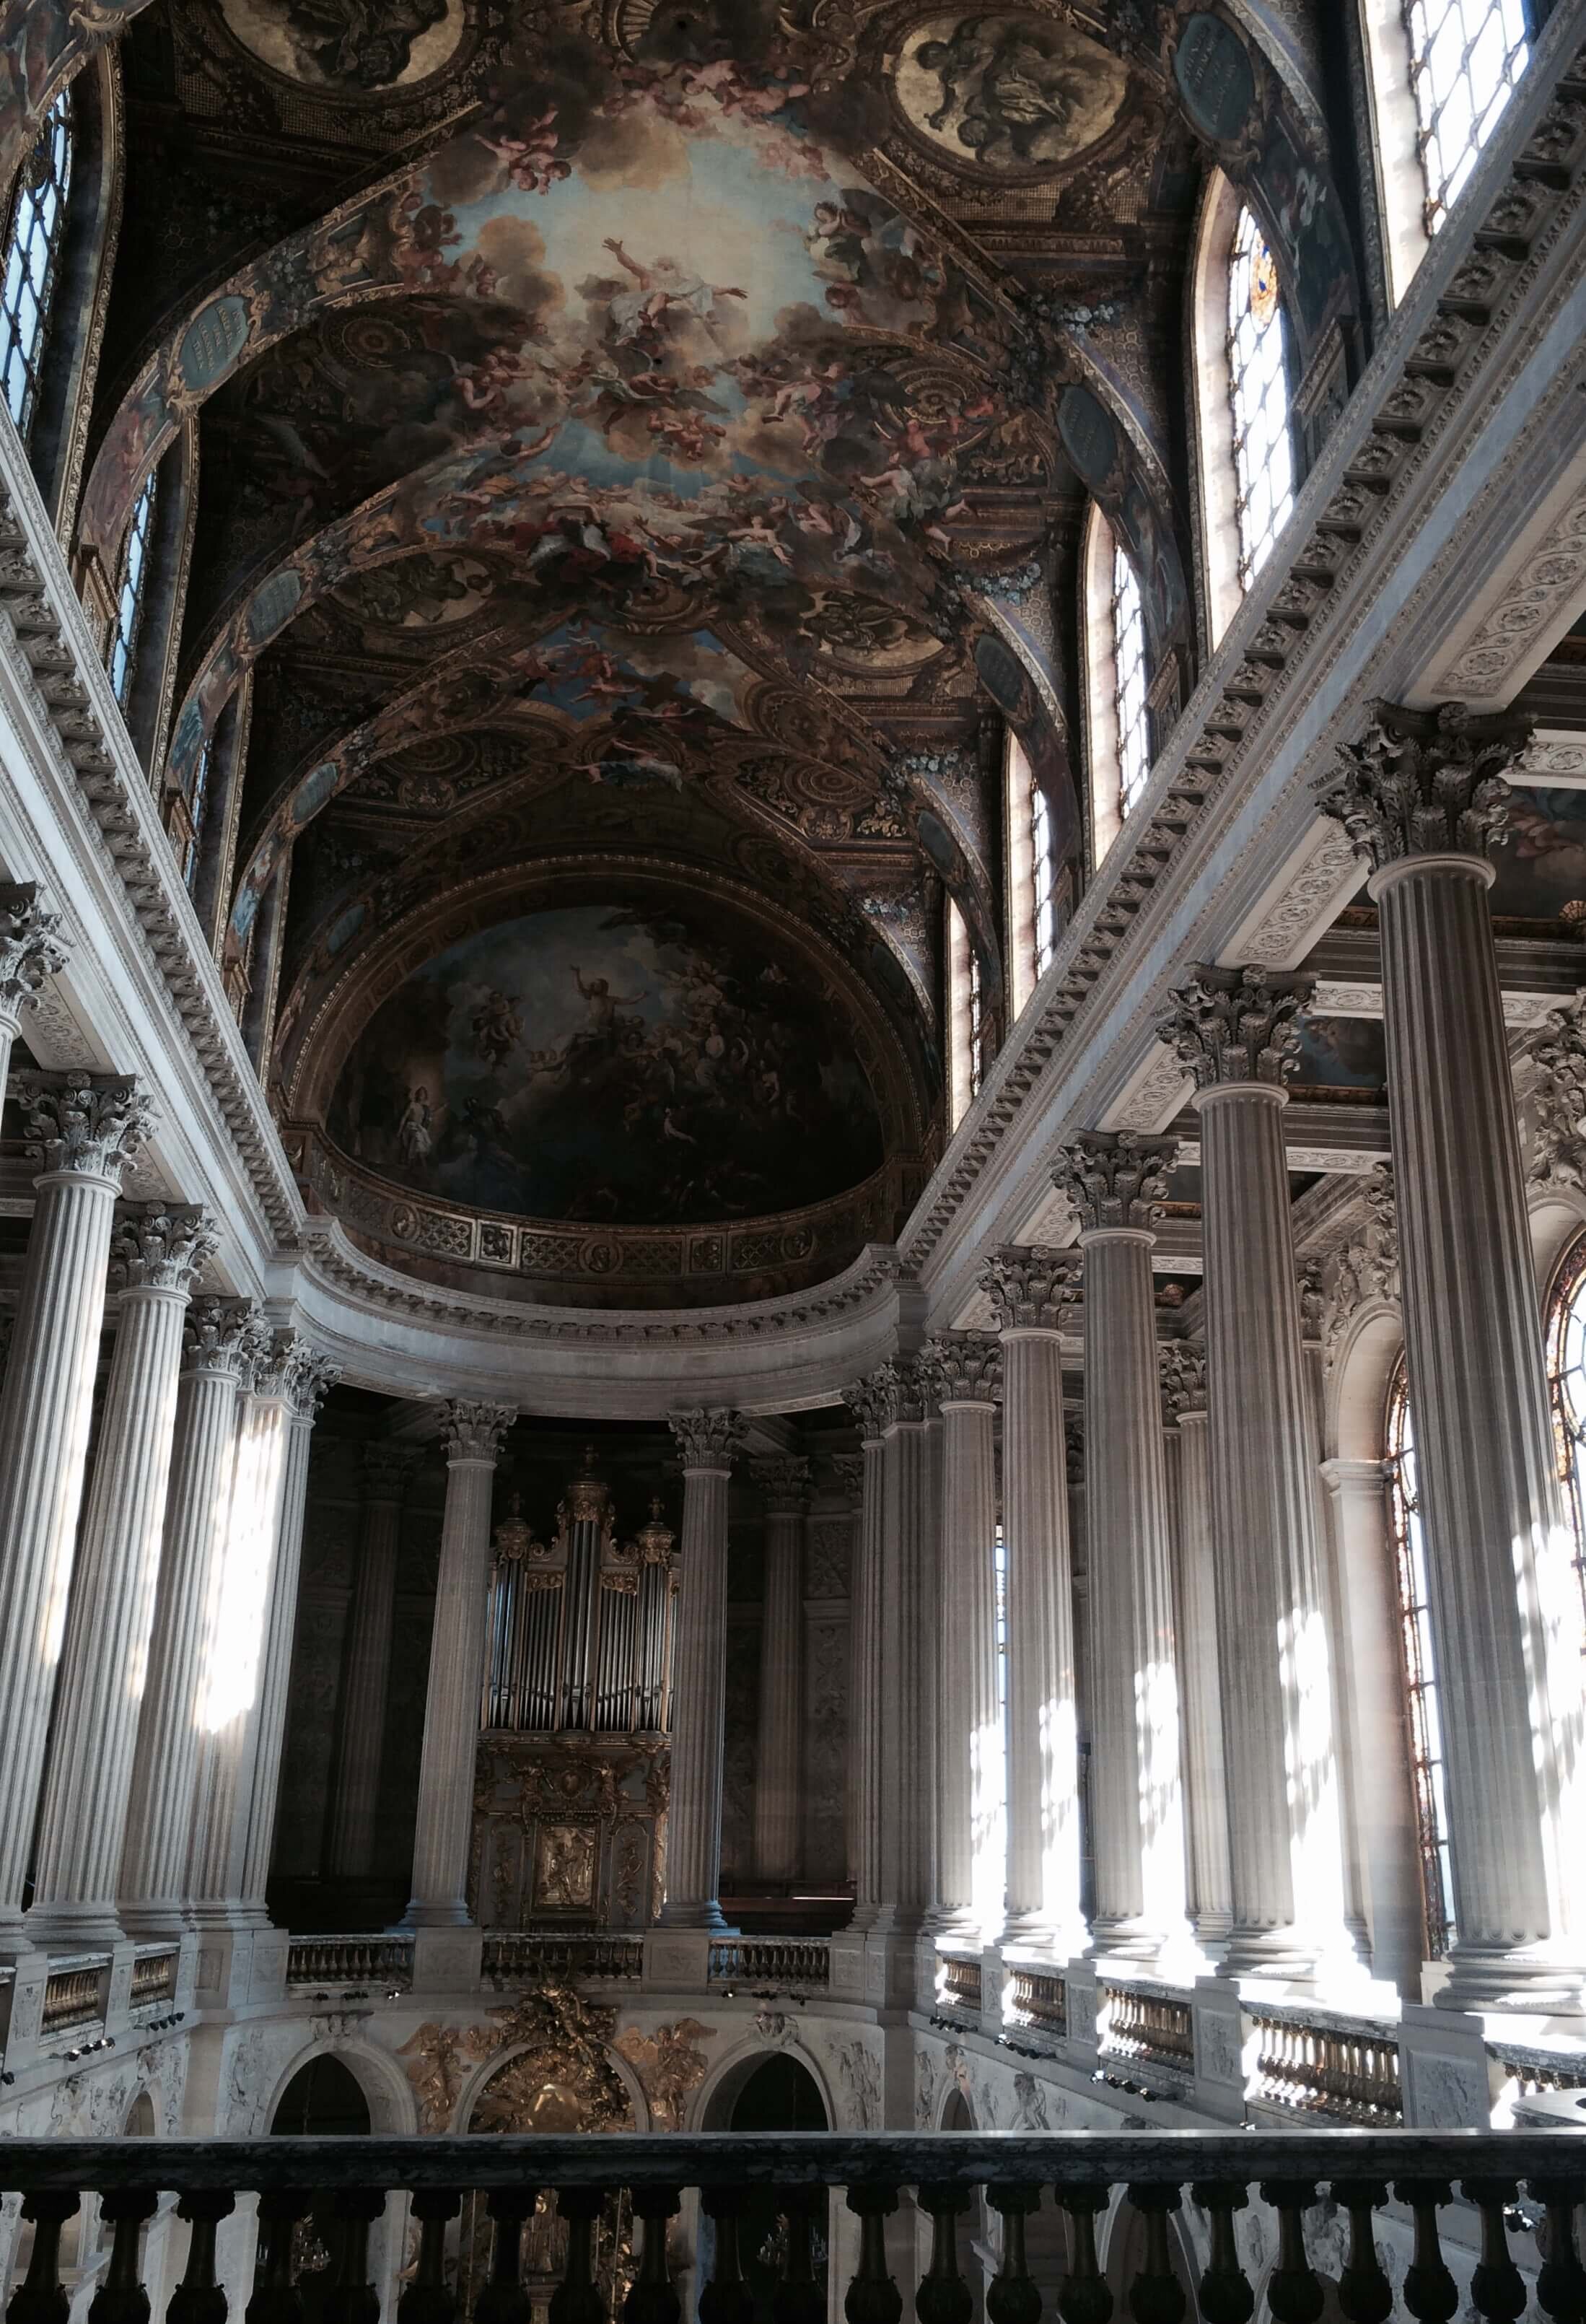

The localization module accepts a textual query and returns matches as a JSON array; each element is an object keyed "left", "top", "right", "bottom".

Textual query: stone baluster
[
  {"left": 1159, "top": 1342, "right": 1232, "bottom": 1950},
  {"left": 27, "top": 1205, "right": 219, "bottom": 1947},
  {"left": 1318, "top": 702, "right": 1586, "bottom": 2003},
  {"left": 1053, "top": 1134, "right": 1188, "bottom": 1966},
  {"left": 839, "top": 1384, "right": 889, "bottom": 1933},
  {"left": 0, "top": 883, "right": 66, "bottom": 1103},
  {"left": 120, "top": 1296, "right": 269, "bottom": 1938},
  {"left": 752, "top": 1456, "right": 812, "bottom": 1892},
  {"left": 325, "top": 1442, "right": 422, "bottom": 1883},
  {"left": 659, "top": 1407, "right": 746, "bottom": 1930},
  {"left": 403, "top": 1401, "right": 517, "bottom": 1926},
  {"left": 979, "top": 1251, "right": 1087, "bottom": 1957},
  {"left": 0, "top": 1070, "right": 154, "bottom": 1949},
  {"left": 921, "top": 1332, "right": 1002, "bottom": 1941},
  {"left": 1159, "top": 965, "right": 1353, "bottom": 1978}
]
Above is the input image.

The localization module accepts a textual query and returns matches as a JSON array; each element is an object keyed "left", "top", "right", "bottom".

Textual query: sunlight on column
[
  {"left": 1136, "top": 1657, "right": 1197, "bottom": 1978},
  {"left": 1277, "top": 1601, "right": 1355, "bottom": 1978},
  {"left": 1038, "top": 1693, "right": 1080, "bottom": 1942},
  {"left": 1517, "top": 1515, "right": 1586, "bottom": 1945},
  {"left": 971, "top": 1713, "right": 1007, "bottom": 1943},
  {"left": 38, "top": 1383, "right": 94, "bottom": 1670},
  {"left": 198, "top": 1401, "right": 286, "bottom": 1735}
]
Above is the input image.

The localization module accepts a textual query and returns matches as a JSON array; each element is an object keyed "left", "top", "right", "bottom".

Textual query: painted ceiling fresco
[{"left": 10, "top": 0, "right": 1362, "bottom": 1296}]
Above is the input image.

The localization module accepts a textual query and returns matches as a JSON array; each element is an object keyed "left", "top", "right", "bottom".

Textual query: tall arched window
[
  {"left": 1405, "top": 0, "right": 1529, "bottom": 235},
  {"left": 1227, "top": 207, "right": 1295, "bottom": 592},
  {"left": 1111, "top": 543, "right": 1149, "bottom": 821},
  {"left": 1030, "top": 766, "right": 1056, "bottom": 982},
  {"left": 947, "top": 897, "right": 986, "bottom": 1128},
  {"left": 1080, "top": 503, "right": 1148, "bottom": 862},
  {"left": 1384, "top": 1359, "right": 1455, "bottom": 1960},
  {"left": 1, "top": 84, "right": 74, "bottom": 443},
  {"left": 108, "top": 466, "right": 157, "bottom": 708},
  {"left": 1543, "top": 1229, "right": 1586, "bottom": 1647}
]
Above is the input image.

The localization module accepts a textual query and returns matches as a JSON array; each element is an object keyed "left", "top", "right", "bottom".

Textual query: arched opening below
[
  {"left": 724, "top": 2057, "right": 829, "bottom": 2324},
  {"left": 269, "top": 2056, "right": 372, "bottom": 2136},
  {"left": 942, "top": 2088, "right": 973, "bottom": 2131}
]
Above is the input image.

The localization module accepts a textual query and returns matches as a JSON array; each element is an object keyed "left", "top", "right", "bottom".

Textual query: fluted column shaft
[
  {"left": 405, "top": 1402, "right": 515, "bottom": 1926},
  {"left": 0, "top": 1073, "right": 152, "bottom": 1947},
  {"left": 753, "top": 1461, "right": 810, "bottom": 1887},
  {"left": 240, "top": 1373, "right": 331, "bottom": 1915},
  {"left": 932, "top": 1390, "right": 999, "bottom": 1938},
  {"left": 1375, "top": 853, "right": 1584, "bottom": 1993},
  {"left": 1168, "top": 1408, "right": 1232, "bottom": 1943},
  {"left": 846, "top": 1428, "right": 885, "bottom": 1930},
  {"left": 876, "top": 1399, "right": 937, "bottom": 1934},
  {"left": 28, "top": 1210, "right": 216, "bottom": 1945},
  {"left": 121, "top": 1301, "right": 263, "bottom": 1936},
  {"left": 1082, "top": 1228, "right": 1186, "bottom": 1959},
  {"left": 659, "top": 1407, "right": 743, "bottom": 1930},
  {"left": 326, "top": 1447, "right": 419, "bottom": 1879}
]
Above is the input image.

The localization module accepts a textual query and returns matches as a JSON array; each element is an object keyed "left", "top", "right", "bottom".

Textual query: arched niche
[
  {"left": 123, "top": 2092, "right": 156, "bottom": 2138},
  {"left": 696, "top": 2047, "right": 830, "bottom": 2324},
  {"left": 259, "top": 2037, "right": 415, "bottom": 2137},
  {"left": 268, "top": 2053, "right": 373, "bottom": 2136}
]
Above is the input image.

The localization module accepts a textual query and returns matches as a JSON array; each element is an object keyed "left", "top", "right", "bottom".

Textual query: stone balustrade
[
  {"left": 706, "top": 1938, "right": 830, "bottom": 1991},
  {"left": 284, "top": 1936, "right": 416, "bottom": 1992}
]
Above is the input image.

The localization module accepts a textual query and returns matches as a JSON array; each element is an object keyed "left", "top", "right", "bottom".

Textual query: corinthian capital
[
  {"left": 978, "top": 1246, "right": 1079, "bottom": 1332},
  {"left": 828, "top": 1451, "right": 865, "bottom": 1501},
  {"left": 183, "top": 1296, "right": 270, "bottom": 1378},
  {"left": 19, "top": 1070, "right": 155, "bottom": 1186},
  {"left": 1158, "top": 1340, "right": 1208, "bottom": 1423},
  {"left": 842, "top": 1373, "right": 893, "bottom": 1444},
  {"left": 364, "top": 1441, "right": 423, "bottom": 1500},
  {"left": 442, "top": 1398, "right": 517, "bottom": 1462},
  {"left": 1051, "top": 1130, "right": 1176, "bottom": 1233},
  {"left": 111, "top": 1202, "right": 219, "bottom": 1294},
  {"left": 1528, "top": 991, "right": 1586, "bottom": 1188},
  {"left": 1317, "top": 699, "right": 1528, "bottom": 872},
  {"left": 667, "top": 1406, "right": 747, "bottom": 1472},
  {"left": 0, "top": 883, "right": 67, "bottom": 1019},
  {"left": 752, "top": 1454, "right": 812, "bottom": 1512},
  {"left": 924, "top": 1329, "right": 1003, "bottom": 1405},
  {"left": 1158, "top": 964, "right": 1313, "bottom": 1089}
]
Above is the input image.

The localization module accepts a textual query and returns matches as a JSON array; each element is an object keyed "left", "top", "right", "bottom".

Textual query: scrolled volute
[
  {"left": 1158, "top": 964, "right": 1313, "bottom": 1089},
  {"left": 667, "top": 1406, "right": 747, "bottom": 1472},
  {"left": 442, "top": 1398, "right": 517, "bottom": 1462},
  {"left": 110, "top": 1202, "right": 219, "bottom": 1294},
  {"left": 978, "top": 1244, "right": 1079, "bottom": 1332},
  {"left": 1317, "top": 699, "right": 1528, "bottom": 872},
  {"left": 923, "top": 1329, "right": 1002, "bottom": 1405},
  {"left": 0, "top": 882, "right": 67, "bottom": 1016},
  {"left": 19, "top": 1069, "right": 155, "bottom": 1186},
  {"left": 1051, "top": 1130, "right": 1176, "bottom": 1233}
]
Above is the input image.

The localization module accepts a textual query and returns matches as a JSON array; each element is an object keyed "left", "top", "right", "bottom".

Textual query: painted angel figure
[{"left": 398, "top": 1084, "right": 436, "bottom": 1164}]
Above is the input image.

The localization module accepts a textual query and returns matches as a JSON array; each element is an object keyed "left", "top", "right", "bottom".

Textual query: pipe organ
[{"left": 470, "top": 1454, "right": 677, "bottom": 1930}]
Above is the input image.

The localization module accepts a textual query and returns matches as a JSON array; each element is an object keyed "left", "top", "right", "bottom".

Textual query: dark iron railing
[{"left": 2, "top": 2131, "right": 1585, "bottom": 2323}]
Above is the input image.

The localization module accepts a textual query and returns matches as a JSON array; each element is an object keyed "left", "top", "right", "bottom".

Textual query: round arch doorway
[{"left": 727, "top": 2055, "right": 828, "bottom": 2324}]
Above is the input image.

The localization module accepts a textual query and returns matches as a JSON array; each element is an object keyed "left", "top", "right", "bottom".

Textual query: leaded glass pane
[
  {"left": 0, "top": 86, "right": 74, "bottom": 441},
  {"left": 1403, "top": 0, "right": 1529, "bottom": 233},
  {"left": 1111, "top": 542, "right": 1149, "bottom": 820},
  {"left": 109, "top": 468, "right": 157, "bottom": 708},
  {"left": 1227, "top": 207, "right": 1294, "bottom": 592}
]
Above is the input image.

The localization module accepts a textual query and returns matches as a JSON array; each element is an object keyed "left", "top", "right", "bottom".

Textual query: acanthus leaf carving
[
  {"left": 922, "top": 1329, "right": 1002, "bottom": 1405},
  {"left": 1158, "top": 964, "right": 1314, "bottom": 1088},
  {"left": 667, "top": 1407, "right": 747, "bottom": 1472},
  {"left": 0, "top": 881, "right": 68, "bottom": 1019},
  {"left": 18, "top": 1068, "right": 154, "bottom": 1185},
  {"left": 978, "top": 1244, "right": 1079, "bottom": 1332},
  {"left": 110, "top": 1201, "right": 219, "bottom": 1293},
  {"left": 442, "top": 1398, "right": 517, "bottom": 1462},
  {"left": 1318, "top": 699, "right": 1528, "bottom": 871},
  {"left": 1051, "top": 1130, "right": 1176, "bottom": 1233}
]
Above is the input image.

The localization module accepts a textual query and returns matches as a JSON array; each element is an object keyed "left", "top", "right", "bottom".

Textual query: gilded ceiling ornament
[
  {"left": 1317, "top": 700, "right": 1530, "bottom": 872},
  {"left": 978, "top": 1244, "right": 1079, "bottom": 1332},
  {"left": 923, "top": 1329, "right": 1002, "bottom": 1403},
  {"left": 0, "top": 883, "right": 67, "bottom": 1019},
  {"left": 1051, "top": 1130, "right": 1175, "bottom": 1232},
  {"left": 18, "top": 1070, "right": 155, "bottom": 1187},
  {"left": 110, "top": 1204, "right": 221, "bottom": 1296},
  {"left": 1157, "top": 964, "right": 1314, "bottom": 1088},
  {"left": 612, "top": 2017, "right": 717, "bottom": 2132}
]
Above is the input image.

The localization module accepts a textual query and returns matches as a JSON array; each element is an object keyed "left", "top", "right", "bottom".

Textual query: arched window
[
  {"left": 1030, "top": 766, "right": 1056, "bottom": 982},
  {"left": 183, "top": 735, "right": 214, "bottom": 891},
  {"left": 947, "top": 898, "right": 986, "bottom": 1128},
  {"left": 1543, "top": 1229, "right": 1586, "bottom": 1646},
  {"left": 1384, "top": 1358, "right": 1455, "bottom": 1960},
  {"left": 108, "top": 466, "right": 157, "bottom": 708},
  {"left": 1, "top": 84, "right": 74, "bottom": 443},
  {"left": 1405, "top": 0, "right": 1529, "bottom": 235},
  {"left": 1080, "top": 504, "right": 1149, "bottom": 862},
  {"left": 1111, "top": 543, "right": 1149, "bottom": 821},
  {"left": 1227, "top": 207, "right": 1295, "bottom": 593},
  {"left": 1002, "top": 728, "right": 1056, "bottom": 1018}
]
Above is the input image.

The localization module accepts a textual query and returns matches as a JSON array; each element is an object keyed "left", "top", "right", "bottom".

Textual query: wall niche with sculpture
[{"left": 470, "top": 1450, "right": 675, "bottom": 1931}]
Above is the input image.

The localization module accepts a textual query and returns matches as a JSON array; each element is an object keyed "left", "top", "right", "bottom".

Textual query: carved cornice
[
  {"left": 442, "top": 1399, "right": 517, "bottom": 1463},
  {"left": 1318, "top": 700, "right": 1529, "bottom": 873},
  {"left": 1528, "top": 990, "right": 1586, "bottom": 1188},
  {"left": 923, "top": 1329, "right": 1003, "bottom": 1405},
  {"left": 1051, "top": 1132, "right": 1176, "bottom": 1233},
  {"left": 1158, "top": 965, "right": 1314, "bottom": 1090},
  {"left": 17, "top": 1069, "right": 154, "bottom": 1186},
  {"left": 978, "top": 1246, "right": 1079, "bottom": 1332},
  {"left": 363, "top": 1441, "right": 423, "bottom": 1501},
  {"left": 668, "top": 1407, "right": 748, "bottom": 1472},
  {"left": 110, "top": 1202, "right": 219, "bottom": 1294},
  {"left": 1158, "top": 1340, "right": 1208, "bottom": 1423},
  {"left": 0, "top": 881, "right": 66, "bottom": 1021},
  {"left": 751, "top": 1455, "right": 813, "bottom": 1513},
  {"left": 182, "top": 1294, "right": 269, "bottom": 1379}
]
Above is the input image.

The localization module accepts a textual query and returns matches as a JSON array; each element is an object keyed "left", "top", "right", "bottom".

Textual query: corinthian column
[
  {"left": 27, "top": 1205, "right": 219, "bottom": 1948},
  {"left": 978, "top": 1253, "right": 1086, "bottom": 1957},
  {"left": 1319, "top": 702, "right": 1586, "bottom": 2005},
  {"left": 1160, "top": 966, "right": 1351, "bottom": 1978},
  {"left": 840, "top": 1384, "right": 888, "bottom": 1931},
  {"left": 1159, "top": 1342, "right": 1232, "bottom": 1949},
  {"left": 871, "top": 1357, "right": 938, "bottom": 1941},
  {"left": 326, "top": 1443, "right": 422, "bottom": 1882},
  {"left": 659, "top": 1407, "right": 746, "bottom": 1930},
  {"left": 1053, "top": 1135, "right": 1188, "bottom": 1965},
  {"left": 752, "top": 1456, "right": 811, "bottom": 1890},
  {"left": 120, "top": 1297, "right": 269, "bottom": 1938},
  {"left": 404, "top": 1401, "right": 517, "bottom": 1927},
  {"left": 0, "top": 1070, "right": 154, "bottom": 1949},
  {"left": 922, "top": 1333, "right": 1002, "bottom": 1941},
  {"left": 0, "top": 883, "right": 66, "bottom": 1102}
]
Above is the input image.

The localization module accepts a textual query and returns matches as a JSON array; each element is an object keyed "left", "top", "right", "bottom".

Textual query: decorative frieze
[
  {"left": 0, "top": 882, "right": 67, "bottom": 1019},
  {"left": 924, "top": 1330, "right": 1003, "bottom": 1405},
  {"left": 17, "top": 1070, "right": 154, "bottom": 1184},
  {"left": 667, "top": 1407, "right": 747, "bottom": 1473},
  {"left": 1158, "top": 1340, "right": 1208, "bottom": 1424},
  {"left": 442, "top": 1399, "right": 517, "bottom": 1464},
  {"left": 1051, "top": 1132, "right": 1177, "bottom": 1233},
  {"left": 1317, "top": 700, "right": 1528, "bottom": 870},
  {"left": 978, "top": 1244, "right": 1079, "bottom": 1331},
  {"left": 1158, "top": 965, "right": 1314, "bottom": 1089},
  {"left": 110, "top": 1204, "right": 219, "bottom": 1295}
]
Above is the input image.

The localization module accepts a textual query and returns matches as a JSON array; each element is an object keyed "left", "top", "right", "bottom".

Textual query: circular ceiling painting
[
  {"left": 218, "top": 0, "right": 467, "bottom": 92},
  {"left": 889, "top": 11, "right": 1129, "bottom": 176}
]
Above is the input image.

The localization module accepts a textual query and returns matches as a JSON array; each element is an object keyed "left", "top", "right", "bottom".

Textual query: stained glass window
[
  {"left": 1, "top": 86, "right": 74, "bottom": 441},
  {"left": 1030, "top": 771, "right": 1056, "bottom": 981},
  {"left": 1112, "top": 542, "right": 1149, "bottom": 820},
  {"left": 1543, "top": 1228, "right": 1586, "bottom": 1649},
  {"left": 1385, "top": 1358, "right": 1455, "bottom": 1960},
  {"left": 1227, "top": 206, "right": 1295, "bottom": 592},
  {"left": 1404, "top": 0, "right": 1529, "bottom": 234},
  {"left": 109, "top": 468, "right": 157, "bottom": 708}
]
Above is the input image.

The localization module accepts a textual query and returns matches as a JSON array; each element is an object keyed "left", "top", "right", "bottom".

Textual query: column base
[
  {"left": 922, "top": 1905, "right": 981, "bottom": 1943},
  {"left": 1000, "top": 1910, "right": 1087, "bottom": 1965},
  {"left": 22, "top": 1903, "right": 126, "bottom": 1952},
  {"left": 1437, "top": 1940, "right": 1585, "bottom": 2014},
  {"left": 118, "top": 1900, "right": 189, "bottom": 1945},
  {"left": 655, "top": 1900, "right": 732, "bottom": 1934},
  {"left": 1085, "top": 1915, "right": 1162, "bottom": 1965},
  {"left": 398, "top": 1899, "right": 475, "bottom": 1930},
  {"left": 1214, "top": 1924, "right": 1325, "bottom": 1982}
]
